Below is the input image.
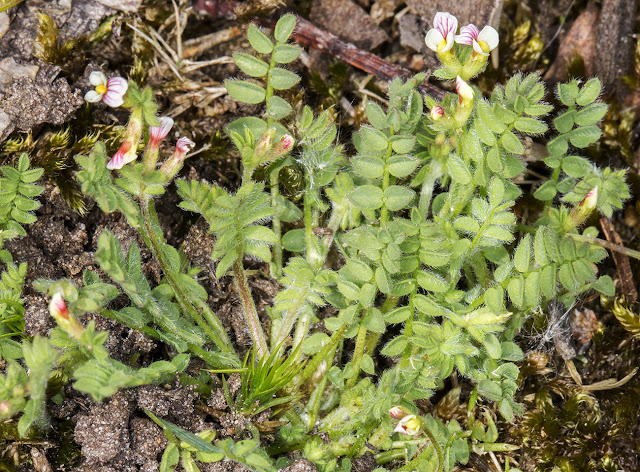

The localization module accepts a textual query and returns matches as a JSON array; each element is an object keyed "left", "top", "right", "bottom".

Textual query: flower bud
[
  {"left": 431, "top": 105, "right": 445, "bottom": 121},
  {"left": 389, "top": 406, "right": 408, "bottom": 419},
  {"left": 144, "top": 116, "right": 174, "bottom": 171},
  {"left": 567, "top": 186, "right": 599, "bottom": 229},
  {"left": 149, "top": 117, "right": 174, "bottom": 147},
  {"left": 266, "top": 135, "right": 295, "bottom": 161},
  {"left": 254, "top": 128, "right": 276, "bottom": 159},
  {"left": 107, "top": 108, "right": 144, "bottom": 170},
  {"left": 49, "top": 293, "right": 84, "bottom": 339},
  {"left": 394, "top": 415, "right": 421, "bottom": 436},
  {"left": 50, "top": 292, "right": 69, "bottom": 320},
  {"left": 456, "top": 76, "right": 474, "bottom": 105},
  {"left": 160, "top": 137, "right": 195, "bottom": 180}
]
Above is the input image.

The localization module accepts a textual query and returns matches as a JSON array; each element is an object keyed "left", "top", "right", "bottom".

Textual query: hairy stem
[
  {"left": 232, "top": 258, "right": 269, "bottom": 358},
  {"left": 345, "top": 322, "right": 368, "bottom": 389},
  {"left": 270, "top": 169, "right": 283, "bottom": 277},
  {"left": 568, "top": 232, "right": 640, "bottom": 260},
  {"left": 139, "top": 194, "right": 237, "bottom": 360},
  {"left": 304, "top": 187, "right": 322, "bottom": 268},
  {"left": 306, "top": 358, "right": 330, "bottom": 432},
  {"left": 299, "top": 323, "right": 348, "bottom": 386},
  {"left": 380, "top": 141, "right": 394, "bottom": 224},
  {"left": 423, "top": 423, "right": 444, "bottom": 472},
  {"left": 418, "top": 160, "right": 442, "bottom": 219}
]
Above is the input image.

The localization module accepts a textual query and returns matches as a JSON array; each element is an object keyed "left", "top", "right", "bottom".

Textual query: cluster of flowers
[
  {"left": 389, "top": 406, "right": 421, "bottom": 436},
  {"left": 422, "top": 12, "right": 501, "bottom": 126},
  {"left": 425, "top": 12, "right": 499, "bottom": 57},
  {"left": 85, "top": 71, "right": 294, "bottom": 174},
  {"left": 84, "top": 71, "right": 193, "bottom": 173}
]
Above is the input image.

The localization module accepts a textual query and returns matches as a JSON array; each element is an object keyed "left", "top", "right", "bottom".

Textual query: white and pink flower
[
  {"left": 455, "top": 24, "right": 499, "bottom": 56},
  {"left": 394, "top": 415, "right": 421, "bottom": 436},
  {"left": 85, "top": 71, "right": 128, "bottom": 108},
  {"left": 425, "top": 12, "right": 458, "bottom": 53},
  {"left": 107, "top": 140, "right": 137, "bottom": 170}
]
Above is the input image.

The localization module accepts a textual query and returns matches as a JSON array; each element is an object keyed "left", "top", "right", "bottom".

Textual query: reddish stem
[{"left": 194, "top": 0, "right": 446, "bottom": 100}]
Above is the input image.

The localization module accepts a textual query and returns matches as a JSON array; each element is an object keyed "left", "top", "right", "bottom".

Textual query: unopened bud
[
  {"left": 107, "top": 108, "right": 144, "bottom": 170},
  {"left": 456, "top": 76, "right": 474, "bottom": 105},
  {"left": 149, "top": 116, "right": 174, "bottom": 146},
  {"left": 49, "top": 292, "right": 84, "bottom": 339},
  {"left": 567, "top": 186, "right": 598, "bottom": 229},
  {"left": 266, "top": 135, "right": 295, "bottom": 161},
  {"left": 50, "top": 292, "right": 69, "bottom": 321},
  {"left": 0, "top": 401, "right": 10, "bottom": 417},
  {"left": 389, "top": 406, "right": 408, "bottom": 419},
  {"left": 160, "top": 137, "right": 195, "bottom": 180},
  {"left": 431, "top": 105, "right": 445, "bottom": 121},
  {"left": 254, "top": 128, "right": 276, "bottom": 159}
]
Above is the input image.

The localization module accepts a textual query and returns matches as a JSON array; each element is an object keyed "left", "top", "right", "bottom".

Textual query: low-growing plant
[{"left": 0, "top": 9, "right": 633, "bottom": 472}]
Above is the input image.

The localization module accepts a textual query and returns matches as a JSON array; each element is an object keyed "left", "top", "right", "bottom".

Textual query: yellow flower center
[
  {"left": 437, "top": 38, "right": 448, "bottom": 52},
  {"left": 478, "top": 41, "right": 491, "bottom": 54},
  {"left": 96, "top": 84, "right": 107, "bottom": 95}
]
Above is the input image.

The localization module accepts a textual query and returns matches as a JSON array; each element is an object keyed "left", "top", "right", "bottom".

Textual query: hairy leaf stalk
[
  {"left": 345, "top": 322, "right": 368, "bottom": 389},
  {"left": 232, "top": 259, "right": 269, "bottom": 358},
  {"left": 270, "top": 169, "right": 283, "bottom": 277},
  {"left": 139, "top": 192, "right": 237, "bottom": 359}
]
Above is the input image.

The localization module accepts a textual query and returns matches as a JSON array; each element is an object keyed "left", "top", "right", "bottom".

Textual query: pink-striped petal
[
  {"left": 107, "top": 77, "right": 128, "bottom": 95},
  {"left": 455, "top": 24, "right": 479, "bottom": 46},
  {"left": 106, "top": 151, "right": 126, "bottom": 170},
  {"left": 433, "top": 12, "right": 457, "bottom": 37},
  {"left": 107, "top": 141, "right": 136, "bottom": 169},
  {"left": 429, "top": 12, "right": 458, "bottom": 52},
  {"left": 149, "top": 116, "right": 174, "bottom": 142},
  {"left": 176, "top": 137, "right": 195, "bottom": 154},
  {"left": 102, "top": 91, "right": 125, "bottom": 108}
]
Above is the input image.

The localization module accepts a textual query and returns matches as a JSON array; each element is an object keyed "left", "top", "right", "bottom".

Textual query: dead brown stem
[{"left": 193, "top": 0, "right": 446, "bottom": 101}]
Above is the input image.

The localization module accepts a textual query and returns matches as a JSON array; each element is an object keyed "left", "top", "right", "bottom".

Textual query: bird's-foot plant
[
  {"left": 1, "top": 8, "right": 633, "bottom": 472},
  {"left": 209, "top": 11, "right": 628, "bottom": 471}
]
